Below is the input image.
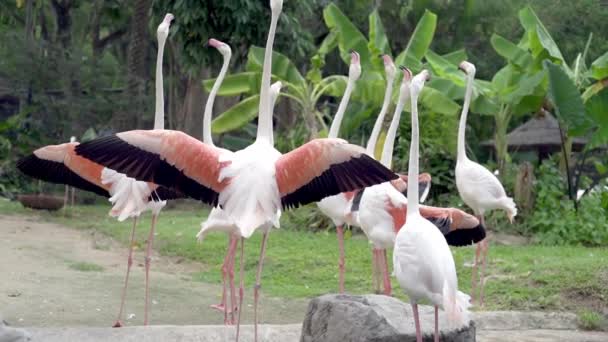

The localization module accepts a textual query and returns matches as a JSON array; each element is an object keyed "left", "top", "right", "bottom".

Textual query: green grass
[
  {"left": 68, "top": 261, "right": 104, "bottom": 272},
  {"left": 578, "top": 309, "right": 606, "bottom": 331},
  {"left": 2, "top": 198, "right": 607, "bottom": 318}
]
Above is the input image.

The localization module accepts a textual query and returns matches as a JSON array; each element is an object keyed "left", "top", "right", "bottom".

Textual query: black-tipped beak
[
  {"left": 349, "top": 49, "right": 354, "bottom": 54},
  {"left": 378, "top": 54, "right": 384, "bottom": 58},
  {"left": 204, "top": 41, "right": 209, "bottom": 48}
]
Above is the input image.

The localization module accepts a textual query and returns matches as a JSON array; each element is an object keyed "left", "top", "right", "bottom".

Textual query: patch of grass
[
  {"left": 1, "top": 199, "right": 607, "bottom": 314},
  {"left": 577, "top": 309, "right": 606, "bottom": 331},
  {"left": 69, "top": 261, "right": 104, "bottom": 272}
]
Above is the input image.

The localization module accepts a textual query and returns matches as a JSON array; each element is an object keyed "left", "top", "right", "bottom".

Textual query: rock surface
[
  {"left": 0, "top": 316, "right": 31, "bottom": 342},
  {"left": 300, "top": 294, "right": 475, "bottom": 342}
]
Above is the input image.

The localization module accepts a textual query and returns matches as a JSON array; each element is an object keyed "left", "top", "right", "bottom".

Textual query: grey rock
[
  {"left": 0, "top": 316, "right": 31, "bottom": 342},
  {"left": 300, "top": 294, "right": 475, "bottom": 342}
]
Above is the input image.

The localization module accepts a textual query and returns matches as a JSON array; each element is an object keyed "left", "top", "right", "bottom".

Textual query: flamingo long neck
[
  {"left": 256, "top": 12, "right": 280, "bottom": 145},
  {"left": 407, "top": 86, "right": 420, "bottom": 216},
  {"left": 366, "top": 73, "right": 395, "bottom": 157},
  {"left": 203, "top": 51, "right": 231, "bottom": 146},
  {"left": 154, "top": 36, "right": 167, "bottom": 130},
  {"left": 457, "top": 72, "right": 474, "bottom": 162},
  {"left": 380, "top": 83, "right": 408, "bottom": 169},
  {"left": 328, "top": 79, "right": 355, "bottom": 139}
]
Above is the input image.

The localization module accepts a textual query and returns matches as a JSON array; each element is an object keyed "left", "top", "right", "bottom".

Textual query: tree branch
[{"left": 95, "top": 28, "right": 128, "bottom": 51}]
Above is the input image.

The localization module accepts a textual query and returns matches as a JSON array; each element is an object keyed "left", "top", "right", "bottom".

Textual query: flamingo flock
[{"left": 17, "top": 0, "right": 518, "bottom": 341}]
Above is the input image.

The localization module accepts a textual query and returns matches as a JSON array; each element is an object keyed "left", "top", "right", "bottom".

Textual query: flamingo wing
[
  {"left": 276, "top": 138, "right": 398, "bottom": 210},
  {"left": 419, "top": 205, "right": 486, "bottom": 246},
  {"left": 17, "top": 149, "right": 110, "bottom": 198},
  {"left": 444, "top": 225, "right": 486, "bottom": 246},
  {"left": 75, "top": 130, "right": 226, "bottom": 206}
]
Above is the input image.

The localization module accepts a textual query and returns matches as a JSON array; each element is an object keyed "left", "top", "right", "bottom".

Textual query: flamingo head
[
  {"left": 397, "top": 66, "right": 412, "bottom": 97},
  {"left": 459, "top": 61, "right": 476, "bottom": 77},
  {"left": 348, "top": 50, "right": 361, "bottom": 81},
  {"left": 157, "top": 13, "right": 174, "bottom": 41},
  {"left": 270, "top": 81, "right": 283, "bottom": 106},
  {"left": 208, "top": 38, "right": 232, "bottom": 57},
  {"left": 270, "top": 0, "right": 283, "bottom": 14},
  {"left": 381, "top": 55, "right": 396, "bottom": 80},
  {"left": 410, "top": 69, "right": 430, "bottom": 96}
]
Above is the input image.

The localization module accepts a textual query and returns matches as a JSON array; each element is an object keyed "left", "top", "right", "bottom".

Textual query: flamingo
[
  {"left": 316, "top": 50, "right": 361, "bottom": 294},
  {"left": 74, "top": 1, "right": 397, "bottom": 340},
  {"left": 393, "top": 69, "right": 470, "bottom": 342},
  {"left": 358, "top": 67, "right": 486, "bottom": 296},
  {"left": 456, "top": 61, "right": 517, "bottom": 306},
  {"left": 17, "top": 13, "right": 176, "bottom": 327}
]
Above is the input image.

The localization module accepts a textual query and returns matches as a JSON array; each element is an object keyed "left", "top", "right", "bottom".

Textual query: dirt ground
[{"left": 0, "top": 215, "right": 309, "bottom": 327}]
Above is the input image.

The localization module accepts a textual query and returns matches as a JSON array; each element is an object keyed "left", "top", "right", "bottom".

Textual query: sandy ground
[{"left": 0, "top": 214, "right": 309, "bottom": 328}]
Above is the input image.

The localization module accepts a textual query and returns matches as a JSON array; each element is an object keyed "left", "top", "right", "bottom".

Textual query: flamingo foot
[
  {"left": 209, "top": 303, "right": 238, "bottom": 313},
  {"left": 112, "top": 321, "right": 123, "bottom": 328}
]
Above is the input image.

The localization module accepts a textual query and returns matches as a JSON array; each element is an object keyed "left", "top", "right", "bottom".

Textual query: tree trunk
[
  {"left": 116, "top": 0, "right": 151, "bottom": 131},
  {"left": 179, "top": 69, "right": 209, "bottom": 140}
]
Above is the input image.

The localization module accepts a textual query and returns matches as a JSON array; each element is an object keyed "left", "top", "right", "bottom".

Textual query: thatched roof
[{"left": 481, "top": 111, "right": 587, "bottom": 153}]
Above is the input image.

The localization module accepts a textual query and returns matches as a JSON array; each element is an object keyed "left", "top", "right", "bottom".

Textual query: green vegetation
[
  {"left": 578, "top": 309, "right": 606, "bottom": 331},
  {"left": 68, "top": 261, "right": 104, "bottom": 272},
  {"left": 2, "top": 199, "right": 606, "bottom": 319}
]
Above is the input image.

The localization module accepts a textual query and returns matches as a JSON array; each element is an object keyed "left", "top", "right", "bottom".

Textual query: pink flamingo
[
  {"left": 17, "top": 13, "right": 176, "bottom": 327},
  {"left": 74, "top": 1, "right": 397, "bottom": 341},
  {"left": 394, "top": 69, "right": 471, "bottom": 342},
  {"left": 456, "top": 61, "right": 517, "bottom": 306}
]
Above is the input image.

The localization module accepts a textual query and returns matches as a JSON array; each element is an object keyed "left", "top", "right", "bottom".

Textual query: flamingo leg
[
  {"left": 235, "top": 237, "right": 245, "bottom": 342},
  {"left": 112, "top": 217, "right": 138, "bottom": 328},
  {"left": 371, "top": 249, "right": 378, "bottom": 293},
  {"left": 479, "top": 215, "right": 489, "bottom": 307},
  {"left": 381, "top": 249, "right": 392, "bottom": 296},
  {"left": 336, "top": 225, "right": 346, "bottom": 293},
  {"left": 434, "top": 305, "right": 439, "bottom": 342},
  {"left": 143, "top": 213, "right": 158, "bottom": 326},
  {"left": 227, "top": 235, "right": 239, "bottom": 325},
  {"left": 411, "top": 302, "right": 422, "bottom": 342},
  {"left": 372, "top": 249, "right": 383, "bottom": 294},
  {"left": 253, "top": 232, "right": 270, "bottom": 342},
  {"left": 471, "top": 215, "right": 483, "bottom": 305},
  {"left": 210, "top": 236, "right": 233, "bottom": 316}
]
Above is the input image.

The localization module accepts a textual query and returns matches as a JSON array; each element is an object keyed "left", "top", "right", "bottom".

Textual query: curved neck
[
  {"left": 328, "top": 79, "right": 355, "bottom": 139},
  {"left": 457, "top": 73, "right": 474, "bottom": 162},
  {"left": 203, "top": 52, "right": 231, "bottom": 146},
  {"left": 366, "top": 74, "right": 395, "bottom": 157},
  {"left": 154, "top": 37, "right": 167, "bottom": 130},
  {"left": 407, "top": 87, "right": 420, "bottom": 216},
  {"left": 380, "top": 82, "right": 407, "bottom": 169},
  {"left": 256, "top": 13, "right": 279, "bottom": 144}
]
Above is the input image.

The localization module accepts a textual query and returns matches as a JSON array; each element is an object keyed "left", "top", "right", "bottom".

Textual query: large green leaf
[
  {"left": 491, "top": 34, "right": 533, "bottom": 69},
  {"left": 427, "top": 77, "right": 464, "bottom": 100},
  {"left": 419, "top": 86, "right": 460, "bottom": 115},
  {"left": 441, "top": 49, "right": 468, "bottom": 66},
  {"left": 544, "top": 61, "right": 591, "bottom": 136},
  {"left": 518, "top": 6, "right": 564, "bottom": 63},
  {"left": 395, "top": 10, "right": 437, "bottom": 67},
  {"left": 504, "top": 70, "right": 546, "bottom": 105},
  {"left": 368, "top": 9, "right": 390, "bottom": 56},
  {"left": 424, "top": 50, "right": 464, "bottom": 84},
  {"left": 246, "top": 46, "right": 306, "bottom": 89},
  {"left": 203, "top": 72, "right": 259, "bottom": 96},
  {"left": 590, "top": 51, "right": 608, "bottom": 80},
  {"left": 323, "top": 3, "right": 370, "bottom": 66},
  {"left": 585, "top": 88, "right": 608, "bottom": 146},
  {"left": 211, "top": 95, "right": 260, "bottom": 134}
]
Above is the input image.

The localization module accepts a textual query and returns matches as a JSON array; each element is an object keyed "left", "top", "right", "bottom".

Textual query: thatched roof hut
[{"left": 481, "top": 110, "right": 587, "bottom": 159}]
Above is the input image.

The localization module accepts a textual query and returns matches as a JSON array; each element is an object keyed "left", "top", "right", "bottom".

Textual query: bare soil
[{"left": 0, "top": 215, "right": 308, "bottom": 327}]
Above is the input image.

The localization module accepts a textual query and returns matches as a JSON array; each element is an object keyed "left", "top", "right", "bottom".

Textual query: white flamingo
[
  {"left": 316, "top": 50, "right": 361, "bottom": 293},
  {"left": 17, "top": 14, "right": 177, "bottom": 327},
  {"left": 74, "top": 1, "right": 397, "bottom": 341},
  {"left": 394, "top": 70, "right": 470, "bottom": 342},
  {"left": 456, "top": 61, "right": 517, "bottom": 306}
]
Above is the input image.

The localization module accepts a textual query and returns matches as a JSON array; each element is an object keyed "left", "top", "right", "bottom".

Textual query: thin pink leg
[
  {"left": 412, "top": 302, "right": 422, "bottom": 342},
  {"left": 143, "top": 213, "right": 158, "bottom": 326},
  {"left": 336, "top": 225, "right": 346, "bottom": 293},
  {"left": 381, "top": 249, "right": 392, "bottom": 296},
  {"left": 434, "top": 305, "right": 439, "bottom": 342},
  {"left": 112, "top": 217, "right": 138, "bottom": 328},
  {"left": 371, "top": 249, "right": 379, "bottom": 293},
  {"left": 227, "top": 235, "right": 239, "bottom": 325},
  {"left": 235, "top": 237, "right": 245, "bottom": 342},
  {"left": 479, "top": 222, "right": 489, "bottom": 307},
  {"left": 471, "top": 215, "right": 483, "bottom": 305},
  {"left": 210, "top": 236, "right": 233, "bottom": 316},
  {"left": 253, "top": 232, "right": 270, "bottom": 342}
]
